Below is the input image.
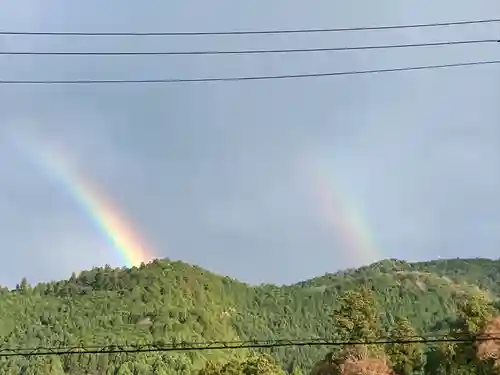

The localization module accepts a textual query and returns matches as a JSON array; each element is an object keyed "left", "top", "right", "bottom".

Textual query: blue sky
[{"left": 0, "top": 0, "right": 499, "bottom": 287}]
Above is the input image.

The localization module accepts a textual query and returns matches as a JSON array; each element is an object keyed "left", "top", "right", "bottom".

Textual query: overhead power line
[
  {"left": 0, "top": 59, "right": 498, "bottom": 85},
  {"left": 2, "top": 39, "right": 498, "bottom": 56},
  {"left": 1, "top": 335, "right": 499, "bottom": 357},
  {"left": 1, "top": 18, "right": 499, "bottom": 36}
]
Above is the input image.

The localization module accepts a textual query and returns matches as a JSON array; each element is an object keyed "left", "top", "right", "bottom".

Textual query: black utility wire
[
  {"left": 0, "top": 60, "right": 498, "bottom": 85},
  {"left": 2, "top": 39, "right": 498, "bottom": 56},
  {"left": 0, "top": 18, "right": 499, "bottom": 36},
  {"left": 1, "top": 334, "right": 499, "bottom": 357}
]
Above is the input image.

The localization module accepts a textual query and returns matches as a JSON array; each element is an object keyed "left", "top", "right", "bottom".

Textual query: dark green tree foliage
[
  {"left": 328, "top": 287, "right": 385, "bottom": 364},
  {"left": 385, "top": 317, "right": 424, "bottom": 375},
  {"left": 198, "top": 354, "right": 286, "bottom": 375},
  {"left": 0, "top": 257, "right": 498, "bottom": 373},
  {"left": 425, "top": 292, "right": 497, "bottom": 375},
  {"left": 332, "top": 287, "right": 382, "bottom": 341}
]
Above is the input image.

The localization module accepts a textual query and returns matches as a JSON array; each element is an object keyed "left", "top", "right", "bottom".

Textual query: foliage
[
  {"left": 310, "top": 346, "right": 394, "bottom": 375},
  {"left": 385, "top": 317, "right": 424, "bottom": 375},
  {"left": 198, "top": 354, "right": 286, "bottom": 375},
  {"left": 332, "top": 287, "right": 382, "bottom": 341},
  {"left": 0, "top": 257, "right": 500, "bottom": 373}
]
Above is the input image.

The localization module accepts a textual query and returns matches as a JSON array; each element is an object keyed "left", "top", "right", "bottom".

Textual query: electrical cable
[
  {"left": 1, "top": 18, "right": 499, "bottom": 36},
  {"left": 1, "top": 334, "right": 499, "bottom": 357},
  {"left": 1, "top": 39, "right": 498, "bottom": 56},
  {"left": 0, "top": 59, "right": 498, "bottom": 85}
]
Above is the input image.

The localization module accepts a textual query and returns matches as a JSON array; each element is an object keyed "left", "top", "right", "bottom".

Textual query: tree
[
  {"left": 5, "top": 256, "right": 500, "bottom": 374},
  {"left": 198, "top": 355, "right": 286, "bottom": 375},
  {"left": 115, "top": 363, "right": 134, "bottom": 375},
  {"left": 455, "top": 293, "right": 495, "bottom": 334},
  {"left": 475, "top": 316, "right": 500, "bottom": 373},
  {"left": 48, "top": 357, "right": 66, "bottom": 375},
  {"left": 386, "top": 317, "right": 424, "bottom": 375},
  {"left": 426, "top": 293, "right": 496, "bottom": 375},
  {"left": 16, "top": 277, "right": 30, "bottom": 293},
  {"left": 290, "top": 366, "right": 304, "bottom": 375},
  {"left": 332, "top": 287, "right": 382, "bottom": 342},
  {"left": 455, "top": 293, "right": 495, "bottom": 372},
  {"left": 318, "top": 287, "right": 390, "bottom": 374},
  {"left": 310, "top": 347, "right": 394, "bottom": 375}
]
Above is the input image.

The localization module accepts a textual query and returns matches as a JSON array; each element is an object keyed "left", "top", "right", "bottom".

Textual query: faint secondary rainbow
[
  {"left": 302, "top": 156, "right": 383, "bottom": 266},
  {"left": 11, "top": 133, "right": 156, "bottom": 268}
]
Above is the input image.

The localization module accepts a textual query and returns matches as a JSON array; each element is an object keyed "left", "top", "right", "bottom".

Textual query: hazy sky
[{"left": 0, "top": 0, "right": 499, "bottom": 287}]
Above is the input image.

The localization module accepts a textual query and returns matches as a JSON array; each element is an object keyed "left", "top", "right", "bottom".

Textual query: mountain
[{"left": 0, "top": 257, "right": 499, "bottom": 374}]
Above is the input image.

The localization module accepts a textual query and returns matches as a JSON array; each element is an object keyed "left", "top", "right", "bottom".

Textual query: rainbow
[
  {"left": 302, "top": 157, "right": 382, "bottom": 266},
  {"left": 9, "top": 133, "right": 156, "bottom": 268}
]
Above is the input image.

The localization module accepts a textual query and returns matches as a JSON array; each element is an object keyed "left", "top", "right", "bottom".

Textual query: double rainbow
[{"left": 9, "top": 127, "right": 381, "bottom": 270}]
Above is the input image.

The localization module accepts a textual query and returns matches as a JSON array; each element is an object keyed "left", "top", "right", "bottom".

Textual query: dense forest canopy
[{"left": 1, "top": 257, "right": 500, "bottom": 374}]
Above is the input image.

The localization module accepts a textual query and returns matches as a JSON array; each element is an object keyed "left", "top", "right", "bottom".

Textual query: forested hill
[{"left": 1, "top": 257, "right": 500, "bottom": 374}]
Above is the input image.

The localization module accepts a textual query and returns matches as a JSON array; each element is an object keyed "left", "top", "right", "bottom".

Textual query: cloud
[{"left": 0, "top": 0, "right": 499, "bottom": 286}]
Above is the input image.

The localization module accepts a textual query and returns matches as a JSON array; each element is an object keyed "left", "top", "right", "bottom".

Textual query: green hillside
[{"left": 0, "top": 257, "right": 499, "bottom": 374}]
